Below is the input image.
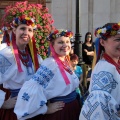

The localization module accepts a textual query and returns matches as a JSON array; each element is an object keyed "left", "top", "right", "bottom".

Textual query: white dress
[
  {"left": 14, "top": 56, "right": 80, "bottom": 120},
  {"left": 0, "top": 43, "right": 43, "bottom": 106},
  {"left": 79, "top": 59, "right": 120, "bottom": 120}
]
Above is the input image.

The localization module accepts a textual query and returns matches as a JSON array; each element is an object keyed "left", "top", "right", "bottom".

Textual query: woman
[
  {"left": 82, "top": 32, "right": 94, "bottom": 68},
  {"left": 80, "top": 23, "right": 120, "bottom": 120},
  {"left": 14, "top": 29, "right": 80, "bottom": 120},
  {"left": 0, "top": 15, "right": 43, "bottom": 119}
]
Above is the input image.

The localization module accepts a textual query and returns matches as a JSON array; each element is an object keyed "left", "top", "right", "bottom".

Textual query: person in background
[
  {"left": 70, "top": 54, "right": 83, "bottom": 87},
  {"left": 82, "top": 32, "right": 95, "bottom": 69},
  {"left": 14, "top": 29, "right": 80, "bottom": 120},
  {"left": 70, "top": 54, "right": 83, "bottom": 105},
  {"left": 80, "top": 22, "right": 120, "bottom": 120}
]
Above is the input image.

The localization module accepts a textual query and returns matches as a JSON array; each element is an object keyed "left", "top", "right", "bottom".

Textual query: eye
[
  {"left": 114, "top": 38, "right": 120, "bottom": 42},
  {"left": 58, "top": 41, "right": 64, "bottom": 44},
  {"left": 28, "top": 28, "right": 33, "bottom": 32},
  {"left": 66, "top": 40, "right": 70, "bottom": 44},
  {"left": 20, "top": 27, "right": 25, "bottom": 30}
]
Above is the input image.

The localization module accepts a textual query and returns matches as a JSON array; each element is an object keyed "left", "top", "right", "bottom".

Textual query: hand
[
  {"left": 46, "top": 101, "right": 65, "bottom": 114},
  {"left": 84, "top": 49, "right": 88, "bottom": 53},
  {"left": 2, "top": 96, "right": 17, "bottom": 109}
]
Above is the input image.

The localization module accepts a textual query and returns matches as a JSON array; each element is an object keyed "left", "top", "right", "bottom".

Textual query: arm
[
  {"left": 79, "top": 74, "right": 83, "bottom": 85},
  {"left": 84, "top": 49, "right": 94, "bottom": 56}
]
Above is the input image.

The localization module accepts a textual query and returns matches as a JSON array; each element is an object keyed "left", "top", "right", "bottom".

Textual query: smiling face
[
  {"left": 100, "top": 34, "right": 120, "bottom": 61},
  {"left": 13, "top": 24, "right": 34, "bottom": 50},
  {"left": 53, "top": 36, "right": 71, "bottom": 60}
]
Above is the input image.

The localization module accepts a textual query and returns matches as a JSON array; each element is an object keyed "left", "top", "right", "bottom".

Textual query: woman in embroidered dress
[
  {"left": 14, "top": 29, "right": 80, "bottom": 120},
  {"left": 79, "top": 23, "right": 120, "bottom": 120},
  {"left": 0, "top": 15, "right": 44, "bottom": 119}
]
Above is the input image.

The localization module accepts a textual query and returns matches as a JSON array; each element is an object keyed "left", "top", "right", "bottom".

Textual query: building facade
[
  {"left": 0, "top": 0, "right": 120, "bottom": 41},
  {"left": 47, "top": 0, "right": 120, "bottom": 41}
]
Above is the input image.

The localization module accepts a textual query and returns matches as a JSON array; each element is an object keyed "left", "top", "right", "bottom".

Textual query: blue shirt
[{"left": 74, "top": 65, "right": 83, "bottom": 79}]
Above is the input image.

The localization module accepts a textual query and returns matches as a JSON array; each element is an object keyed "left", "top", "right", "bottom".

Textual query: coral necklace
[
  {"left": 103, "top": 53, "right": 120, "bottom": 74},
  {"left": 18, "top": 47, "right": 31, "bottom": 67}
]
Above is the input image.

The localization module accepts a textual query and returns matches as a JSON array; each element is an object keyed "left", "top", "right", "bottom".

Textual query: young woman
[
  {"left": 0, "top": 15, "right": 43, "bottom": 120},
  {"left": 80, "top": 23, "right": 120, "bottom": 120},
  {"left": 14, "top": 29, "right": 80, "bottom": 120},
  {"left": 82, "top": 32, "right": 94, "bottom": 68}
]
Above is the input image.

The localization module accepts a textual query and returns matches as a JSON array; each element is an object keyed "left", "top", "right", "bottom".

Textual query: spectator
[
  {"left": 82, "top": 32, "right": 95, "bottom": 69},
  {"left": 70, "top": 54, "right": 83, "bottom": 105}
]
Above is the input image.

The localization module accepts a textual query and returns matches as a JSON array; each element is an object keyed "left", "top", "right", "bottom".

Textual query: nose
[
  {"left": 62, "top": 43, "right": 68, "bottom": 47},
  {"left": 24, "top": 29, "right": 29, "bottom": 35}
]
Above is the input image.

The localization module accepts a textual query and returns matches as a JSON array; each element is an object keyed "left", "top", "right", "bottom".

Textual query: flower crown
[
  {"left": 11, "top": 15, "right": 37, "bottom": 29},
  {"left": 0, "top": 30, "right": 3, "bottom": 35},
  {"left": 47, "top": 29, "right": 73, "bottom": 41},
  {"left": 95, "top": 22, "right": 120, "bottom": 40}
]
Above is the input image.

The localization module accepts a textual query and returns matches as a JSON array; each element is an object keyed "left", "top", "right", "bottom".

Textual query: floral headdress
[
  {"left": 1, "top": 1, "right": 54, "bottom": 59},
  {"left": 11, "top": 15, "right": 37, "bottom": 29},
  {"left": 47, "top": 29, "right": 73, "bottom": 41},
  {"left": 0, "top": 30, "right": 2, "bottom": 35},
  {"left": 1, "top": 1, "right": 54, "bottom": 72},
  {"left": 95, "top": 22, "right": 120, "bottom": 40}
]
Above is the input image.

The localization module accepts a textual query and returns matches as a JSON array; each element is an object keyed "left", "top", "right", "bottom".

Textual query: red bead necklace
[{"left": 18, "top": 47, "right": 30, "bottom": 67}]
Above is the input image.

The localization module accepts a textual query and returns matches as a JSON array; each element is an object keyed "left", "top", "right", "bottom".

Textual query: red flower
[
  {"left": 26, "top": 20, "right": 33, "bottom": 26},
  {"left": 66, "top": 32, "right": 73, "bottom": 37},
  {"left": 54, "top": 30, "right": 59, "bottom": 34},
  {"left": 20, "top": 15, "right": 26, "bottom": 21},
  {"left": 112, "top": 24, "right": 119, "bottom": 31}
]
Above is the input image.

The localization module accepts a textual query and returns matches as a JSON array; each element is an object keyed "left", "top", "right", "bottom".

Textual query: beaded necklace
[
  {"left": 18, "top": 47, "right": 33, "bottom": 75},
  {"left": 18, "top": 47, "right": 30, "bottom": 67}
]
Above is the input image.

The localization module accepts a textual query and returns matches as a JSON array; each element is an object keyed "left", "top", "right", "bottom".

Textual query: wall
[{"left": 47, "top": 0, "right": 120, "bottom": 42}]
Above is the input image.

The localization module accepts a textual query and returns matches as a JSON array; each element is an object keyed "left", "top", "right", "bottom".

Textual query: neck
[
  {"left": 17, "top": 44, "right": 26, "bottom": 51},
  {"left": 58, "top": 56, "right": 66, "bottom": 61}
]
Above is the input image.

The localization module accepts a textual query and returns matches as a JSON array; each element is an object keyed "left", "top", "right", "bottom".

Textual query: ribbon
[
  {"left": 28, "top": 37, "right": 39, "bottom": 71},
  {"left": 11, "top": 33, "right": 23, "bottom": 72},
  {"left": 50, "top": 44, "right": 70, "bottom": 85}
]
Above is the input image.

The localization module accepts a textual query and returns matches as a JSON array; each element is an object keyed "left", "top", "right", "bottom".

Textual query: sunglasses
[{"left": 87, "top": 36, "right": 92, "bottom": 38}]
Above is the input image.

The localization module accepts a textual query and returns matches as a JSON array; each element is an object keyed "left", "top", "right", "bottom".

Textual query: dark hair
[
  {"left": 70, "top": 54, "right": 78, "bottom": 61},
  {"left": 84, "top": 32, "right": 93, "bottom": 43}
]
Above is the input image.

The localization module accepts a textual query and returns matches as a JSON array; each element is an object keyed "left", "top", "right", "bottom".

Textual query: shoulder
[
  {"left": 76, "top": 65, "right": 82, "bottom": 72},
  {"left": 0, "top": 43, "right": 8, "bottom": 50},
  {"left": 0, "top": 44, "right": 13, "bottom": 58},
  {"left": 93, "top": 59, "right": 116, "bottom": 74}
]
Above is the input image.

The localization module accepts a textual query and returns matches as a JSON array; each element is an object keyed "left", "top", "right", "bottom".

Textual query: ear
[
  {"left": 100, "top": 39, "right": 105, "bottom": 47},
  {"left": 12, "top": 28, "right": 16, "bottom": 35}
]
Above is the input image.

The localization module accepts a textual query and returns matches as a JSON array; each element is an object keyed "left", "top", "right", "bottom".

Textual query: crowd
[{"left": 0, "top": 1, "right": 120, "bottom": 120}]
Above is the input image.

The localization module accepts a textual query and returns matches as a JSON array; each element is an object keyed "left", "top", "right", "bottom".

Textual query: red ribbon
[
  {"left": 32, "top": 37, "right": 39, "bottom": 71},
  {"left": 11, "top": 36, "right": 23, "bottom": 72}
]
